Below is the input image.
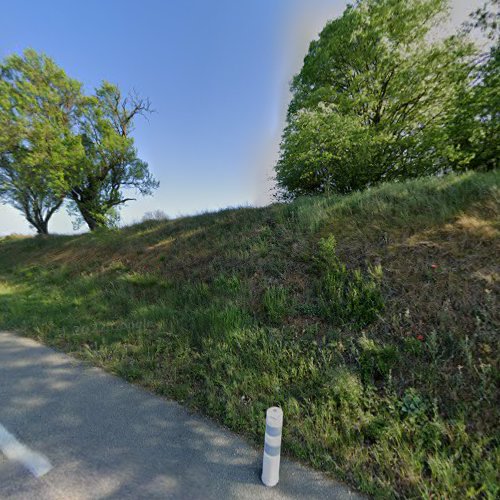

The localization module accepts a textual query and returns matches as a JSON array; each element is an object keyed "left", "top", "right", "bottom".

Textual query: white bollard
[{"left": 261, "top": 406, "right": 283, "bottom": 487}]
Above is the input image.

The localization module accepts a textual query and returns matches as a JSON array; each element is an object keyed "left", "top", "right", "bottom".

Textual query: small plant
[
  {"left": 262, "top": 286, "right": 292, "bottom": 324},
  {"left": 362, "top": 415, "right": 388, "bottom": 444},
  {"left": 403, "top": 335, "right": 425, "bottom": 355},
  {"left": 214, "top": 274, "right": 241, "bottom": 294},
  {"left": 107, "top": 261, "right": 129, "bottom": 273},
  {"left": 328, "top": 366, "right": 363, "bottom": 407},
  {"left": 400, "top": 388, "right": 427, "bottom": 418},
  {"left": 121, "top": 273, "right": 160, "bottom": 288},
  {"left": 317, "top": 236, "right": 384, "bottom": 327},
  {"left": 358, "top": 336, "right": 399, "bottom": 383}
]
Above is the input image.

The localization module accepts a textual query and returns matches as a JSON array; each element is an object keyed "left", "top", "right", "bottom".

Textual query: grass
[{"left": 0, "top": 170, "right": 499, "bottom": 498}]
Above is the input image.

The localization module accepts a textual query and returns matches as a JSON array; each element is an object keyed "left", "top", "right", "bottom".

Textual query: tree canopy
[
  {"left": 69, "top": 82, "right": 158, "bottom": 230},
  {"left": 275, "top": 0, "right": 491, "bottom": 198},
  {"left": 0, "top": 50, "right": 157, "bottom": 233},
  {"left": 451, "top": 0, "right": 499, "bottom": 171},
  {"left": 0, "top": 50, "right": 84, "bottom": 233}
]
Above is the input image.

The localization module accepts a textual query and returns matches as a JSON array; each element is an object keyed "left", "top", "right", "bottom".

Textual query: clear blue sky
[{"left": 0, "top": 0, "right": 476, "bottom": 234}]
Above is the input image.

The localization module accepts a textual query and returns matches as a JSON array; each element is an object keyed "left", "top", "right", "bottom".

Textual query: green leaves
[
  {"left": 276, "top": 0, "right": 479, "bottom": 197},
  {"left": 316, "top": 235, "right": 384, "bottom": 327},
  {"left": 451, "top": 0, "right": 500, "bottom": 171},
  {"left": 69, "top": 81, "right": 158, "bottom": 230},
  {"left": 277, "top": 105, "right": 390, "bottom": 195},
  {"left": 0, "top": 50, "right": 84, "bottom": 233},
  {"left": 0, "top": 50, "right": 158, "bottom": 233}
]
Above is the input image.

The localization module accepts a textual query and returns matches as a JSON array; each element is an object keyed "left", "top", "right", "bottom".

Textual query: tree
[
  {"left": 0, "top": 50, "right": 84, "bottom": 234},
  {"left": 68, "top": 82, "right": 159, "bottom": 230},
  {"left": 276, "top": 0, "right": 476, "bottom": 197},
  {"left": 0, "top": 50, "right": 158, "bottom": 233},
  {"left": 275, "top": 107, "right": 389, "bottom": 196},
  {"left": 449, "top": 0, "right": 499, "bottom": 170}
]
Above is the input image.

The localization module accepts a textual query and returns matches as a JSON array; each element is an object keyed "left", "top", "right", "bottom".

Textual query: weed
[
  {"left": 262, "top": 286, "right": 292, "bottom": 324},
  {"left": 359, "top": 336, "right": 400, "bottom": 383},
  {"left": 400, "top": 388, "right": 427, "bottom": 418},
  {"left": 316, "top": 236, "right": 384, "bottom": 327}
]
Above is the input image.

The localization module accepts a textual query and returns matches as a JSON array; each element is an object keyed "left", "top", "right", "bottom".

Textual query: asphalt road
[{"left": 0, "top": 331, "right": 361, "bottom": 499}]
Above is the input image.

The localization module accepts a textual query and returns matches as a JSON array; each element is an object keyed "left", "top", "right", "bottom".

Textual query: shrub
[{"left": 141, "top": 210, "right": 169, "bottom": 222}]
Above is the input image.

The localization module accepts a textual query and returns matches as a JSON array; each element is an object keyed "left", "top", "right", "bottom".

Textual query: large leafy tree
[
  {"left": 68, "top": 82, "right": 158, "bottom": 230},
  {"left": 0, "top": 50, "right": 158, "bottom": 233},
  {"left": 449, "top": 0, "right": 499, "bottom": 170},
  {"left": 0, "top": 50, "right": 84, "bottom": 234},
  {"left": 276, "top": 0, "right": 476, "bottom": 197}
]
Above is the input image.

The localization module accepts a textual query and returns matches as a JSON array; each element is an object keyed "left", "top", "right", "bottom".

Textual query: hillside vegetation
[{"left": 0, "top": 170, "right": 499, "bottom": 498}]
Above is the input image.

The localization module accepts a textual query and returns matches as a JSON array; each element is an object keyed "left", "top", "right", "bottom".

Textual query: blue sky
[{"left": 0, "top": 0, "right": 478, "bottom": 234}]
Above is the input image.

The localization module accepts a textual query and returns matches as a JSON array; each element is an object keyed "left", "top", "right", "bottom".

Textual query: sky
[{"left": 0, "top": 0, "right": 483, "bottom": 235}]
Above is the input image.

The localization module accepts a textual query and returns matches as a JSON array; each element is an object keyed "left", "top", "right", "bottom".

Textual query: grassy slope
[{"left": 0, "top": 170, "right": 498, "bottom": 498}]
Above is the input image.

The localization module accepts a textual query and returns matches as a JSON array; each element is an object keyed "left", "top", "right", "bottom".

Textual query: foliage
[
  {"left": 141, "top": 209, "right": 169, "bottom": 223},
  {"left": 0, "top": 50, "right": 84, "bottom": 233},
  {"left": 450, "top": 0, "right": 500, "bottom": 171},
  {"left": 69, "top": 82, "right": 159, "bottom": 230},
  {"left": 0, "top": 170, "right": 498, "bottom": 498},
  {"left": 262, "top": 286, "right": 292, "bottom": 324},
  {"left": 358, "top": 336, "right": 399, "bottom": 383},
  {"left": 400, "top": 388, "right": 427, "bottom": 417},
  {"left": 276, "top": 0, "right": 477, "bottom": 197},
  {"left": 317, "top": 235, "right": 384, "bottom": 327},
  {"left": 275, "top": 108, "right": 388, "bottom": 196},
  {"left": 0, "top": 50, "right": 157, "bottom": 233}
]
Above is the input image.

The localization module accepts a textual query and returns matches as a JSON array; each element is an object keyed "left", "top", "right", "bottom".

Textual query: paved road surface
[{"left": 0, "top": 331, "right": 361, "bottom": 499}]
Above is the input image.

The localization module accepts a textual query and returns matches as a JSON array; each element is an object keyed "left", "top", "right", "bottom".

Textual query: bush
[{"left": 141, "top": 209, "right": 169, "bottom": 222}]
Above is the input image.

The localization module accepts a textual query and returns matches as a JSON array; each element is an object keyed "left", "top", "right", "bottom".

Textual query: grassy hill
[{"left": 0, "top": 170, "right": 498, "bottom": 498}]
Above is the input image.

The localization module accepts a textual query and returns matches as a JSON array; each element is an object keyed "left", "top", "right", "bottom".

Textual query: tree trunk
[
  {"left": 78, "top": 205, "right": 101, "bottom": 231},
  {"left": 30, "top": 218, "right": 49, "bottom": 235},
  {"left": 20, "top": 194, "right": 63, "bottom": 236},
  {"left": 70, "top": 186, "right": 106, "bottom": 231},
  {"left": 36, "top": 220, "right": 49, "bottom": 235},
  {"left": 24, "top": 213, "right": 49, "bottom": 235}
]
